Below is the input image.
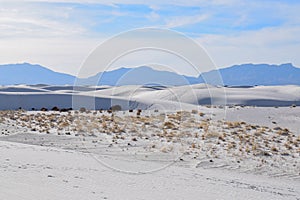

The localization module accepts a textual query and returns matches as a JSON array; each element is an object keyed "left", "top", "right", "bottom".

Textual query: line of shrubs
[{"left": 18, "top": 105, "right": 145, "bottom": 113}]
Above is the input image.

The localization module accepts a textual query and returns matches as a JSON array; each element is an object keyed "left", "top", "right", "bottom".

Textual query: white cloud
[
  {"left": 0, "top": 37, "right": 102, "bottom": 75},
  {"left": 197, "top": 26, "right": 300, "bottom": 69},
  {"left": 165, "top": 14, "right": 209, "bottom": 28},
  {"left": 0, "top": 3, "right": 87, "bottom": 38},
  {"left": 146, "top": 11, "right": 160, "bottom": 22},
  {"left": 10, "top": 0, "right": 239, "bottom": 6}
]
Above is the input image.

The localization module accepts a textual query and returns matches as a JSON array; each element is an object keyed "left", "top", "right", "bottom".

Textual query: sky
[{"left": 0, "top": 0, "right": 300, "bottom": 76}]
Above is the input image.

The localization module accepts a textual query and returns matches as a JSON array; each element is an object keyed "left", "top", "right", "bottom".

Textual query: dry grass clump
[
  {"left": 250, "top": 142, "right": 258, "bottom": 151},
  {"left": 176, "top": 111, "right": 191, "bottom": 118},
  {"left": 254, "top": 128, "right": 265, "bottom": 136},
  {"left": 137, "top": 117, "right": 151, "bottom": 125},
  {"left": 164, "top": 121, "right": 177, "bottom": 130},
  {"left": 245, "top": 145, "right": 251, "bottom": 153},
  {"left": 225, "top": 121, "right": 242, "bottom": 129},
  {"left": 167, "top": 113, "right": 181, "bottom": 121},
  {"left": 296, "top": 135, "right": 300, "bottom": 142},
  {"left": 284, "top": 142, "right": 293, "bottom": 150},
  {"left": 204, "top": 131, "right": 220, "bottom": 139},
  {"left": 198, "top": 121, "right": 209, "bottom": 131},
  {"left": 191, "top": 110, "right": 198, "bottom": 114},
  {"left": 276, "top": 129, "right": 290, "bottom": 136},
  {"left": 218, "top": 134, "right": 226, "bottom": 142},
  {"left": 227, "top": 142, "right": 236, "bottom": 150},
  {"left": 58, "top": 121, "right": 70, "bottom": 128},
  {"left": 165, "top": 131, "right": 179, "bottom": 139},
  {"left": 160, "top": 145, "right": 173, "bottom": 153},
  {"left": 179, "top": 122, "right": 193, "bottom": 129}
]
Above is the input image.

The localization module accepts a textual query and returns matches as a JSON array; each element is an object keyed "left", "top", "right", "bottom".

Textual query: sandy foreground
[{"left": 0, "top": 106, "right": 299, "bottom": 200}]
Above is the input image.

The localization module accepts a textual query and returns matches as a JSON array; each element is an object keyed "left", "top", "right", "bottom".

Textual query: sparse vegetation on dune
[{"left": 0, "top": 108, "right": 299, "bottom": 177}]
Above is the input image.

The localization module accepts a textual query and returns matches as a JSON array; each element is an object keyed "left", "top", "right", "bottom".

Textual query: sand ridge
[{"left": 1, "top": 84, "right": 300, "bottom": 110}]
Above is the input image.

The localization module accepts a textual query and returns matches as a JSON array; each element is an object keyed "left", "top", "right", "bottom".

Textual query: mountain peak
[
  {"left": 279, "top": 63, "right": 294, "bottom": 68},
  {"left": 212, "top": 63, "right": 300, "bottom": 86},
  {"left": 0, "top": 63, "right": 75, "bottom": 85}
]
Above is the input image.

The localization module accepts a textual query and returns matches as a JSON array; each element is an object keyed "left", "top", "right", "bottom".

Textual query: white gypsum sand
[
  {"left": 0, "top": 84, "right": 299, "bottom": 200},
  {"left": 0, "top": 139, "right": 299, "bottom": 200},
  {"left": 0, "top": 84, "right": 300, "bottom": 110}
]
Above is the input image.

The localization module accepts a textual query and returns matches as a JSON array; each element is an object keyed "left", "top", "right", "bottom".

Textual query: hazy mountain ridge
[
  {"left": 206, "top": 63, "right": 300, "bottom": 86},
  {"left": 1, "top": 62, "right": 299, "bottom": 86},
  {"left": 0, "top": 63, "right": 75, "bottom": 85},
  {"left": 77, "top": 66, "right": 198, "bottom": 86}
]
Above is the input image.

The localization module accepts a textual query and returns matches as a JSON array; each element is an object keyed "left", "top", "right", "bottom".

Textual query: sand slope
[
  {"left": 0, "top": 84, "right": 300, "bottom": 110},
  {"left": 0, "top": 140, "right": 299, "bottom": 200}
]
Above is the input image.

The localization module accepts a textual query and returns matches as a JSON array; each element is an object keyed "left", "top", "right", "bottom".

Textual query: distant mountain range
[
  {"left": 1, "top": 62, "right": 300, "bottom": 86},
  {"left": 0, "top": 63, "right": 75, "bottom": 85}
]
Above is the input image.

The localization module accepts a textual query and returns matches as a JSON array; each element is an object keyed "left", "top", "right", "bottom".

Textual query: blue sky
[{"left": 0, "top": 0, "right": 300, "bottom": 76}]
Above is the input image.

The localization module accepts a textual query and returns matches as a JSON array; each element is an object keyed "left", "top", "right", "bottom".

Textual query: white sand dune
[
  {"left": 0, "top": 85, "right": 49, "bottom": 93},
  {"left": 1, "top": 89, "right": 300, "bottom": 200},
  {"left": 0, "top": 84, "right": 300, "bottom": 111}
]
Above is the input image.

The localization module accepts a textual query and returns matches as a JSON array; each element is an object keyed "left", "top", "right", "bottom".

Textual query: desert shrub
[
  {"left": 79, "top": 107, "right": 86, "bottom": 112},
  {"left": 110, "top": 105, "right": 122, "bottom": 111},
  {"left": 271, "top": 146, "right": 278, "bottom": 152},
  {"left": 164, "top": 121, "right": 176, "bottom": 129},
  {"left": 51, "top": 106, "right": 60, "bottom": 111},
  {"left": 199, "top": 112, "right": 205, "bottom": 117},
  {"left": 137, "top": 109, "right": 142, "bottom": 116},
  {"left": 40, "top": 107, "right": 48, "bottom": 111},
  {"left": 191, "top": 110, "right": 198, "bottom": 114}
]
